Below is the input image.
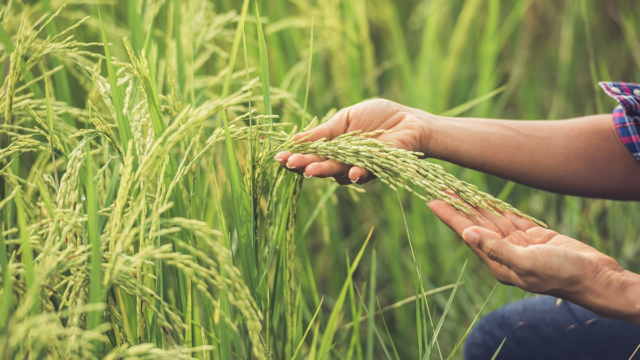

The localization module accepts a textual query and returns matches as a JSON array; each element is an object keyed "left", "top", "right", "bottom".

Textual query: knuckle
[
  {"left": 364, "top": 98, "right": 391, "bottom": 107},
  {"left": 484, "top": 244, "right": 502, "bottom": 262}
]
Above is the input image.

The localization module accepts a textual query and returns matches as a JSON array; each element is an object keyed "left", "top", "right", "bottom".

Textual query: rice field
[{"left": 1, "top": 0, "right": 639, "bottom": 359}]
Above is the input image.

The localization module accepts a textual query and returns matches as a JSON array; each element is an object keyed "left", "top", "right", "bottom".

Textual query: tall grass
[{"left": 0, "top": 1, "right": 639, "bottom": 359}]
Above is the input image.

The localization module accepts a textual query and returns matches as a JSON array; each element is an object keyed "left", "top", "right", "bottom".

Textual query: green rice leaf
[
  {"left": 173, "top": 0, "right": 186, "bottom": 97},
  {"left": 441, "top": 85, "right": 507, "bottom": 117},
  {"left": 355, "top": 283, "right": 392, "bottom": 360},
  {"left": 84, "top": 141, "right": 103, "bottom": 343},
  {"left": 127, "top": 0, "right": 144, "bottom": 52},
  {"left": 41, "top": 0, "right": 73, "bottom": 124},
  {"left": 98, "top": 7, "right": 135, "bottom": 158},
  {"left": 14, "top": 190, "right": 40, "bottom": 316},
  {"left": 428, "top": 261, "right": 467, "bottom": 357},
  {"left": 219, "top": 0, "right": 256, "bottom": 294},
  {"left": 0, "top": 224, "right": 12, "bottom": 329},
  {"left": 255, "top": 2, "right": 272, "bottom": 117},
  {"left": 318, "top": 227, "right": 373, "bottom": 357},
  {"left": 301, "top": 18, "right": 313, "bottom": 127},
  {"left": 448, "top": 283, "right": 498, "bottom": 359},
  {"left": 292, "top": 296, "right": 324, "bottom": 360}
]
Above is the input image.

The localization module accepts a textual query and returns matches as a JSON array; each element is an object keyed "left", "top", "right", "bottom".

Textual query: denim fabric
[{"left": 464, "top": 296, "right": 640, "bottom": 360}]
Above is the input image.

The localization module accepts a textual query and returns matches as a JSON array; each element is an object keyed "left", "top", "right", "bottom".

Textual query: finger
[
  {"left": 477, "top": 208, "right": 519, "bottom": 237},
  {"left": 431, "top": 201, "right": 521, "bottom": 284},
  {"left": 294, "top": 107, "right": 350, "bottom": 142},
  {"left": 503, "top": 211, "right": 538, "bottom": 231},
  {"left": 286, "top": 154, "right": 326, "bottom": 170},
  {"left": 429, "top": 195, "right": 494, "bottom": 232},
  {"left": 428, "top": 200, "right": 478, "bottom": 237},
  {"left": 441, "top": 191, "right": 488, "bottom": 223},
  {"left": 334, "top": 175, "right": 353, "bottom": 186},
  {"left": 461, "top": 226, "right": 526, "bottom": 271},
  {"left": 348, "top": 166, "right": 374, "bottom": 184},
  {"left": 524, "top": 226, "right": 559, "bottom": 244},
  {"left": 274, "top": 151, "right": 292, "bottom": 165},
  {"left": 305, "top": 159, "right": 351, "bottom": 178}
]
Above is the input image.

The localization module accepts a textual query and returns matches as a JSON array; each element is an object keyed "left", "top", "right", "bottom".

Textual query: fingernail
[
  {"left": 303, "top": 172, "right": 313, "bottom": 178},
  {"left": 274, "top": 156, "right": 283, "bottom": 162},
  {"left": 462, "top": 229, "right": 480, "bottom": 246},
  {"left": 286, "top": 163, "right": 298, "bottom": 169},
  {"left": 351, "top": 177, "right": 359, "bottom": 183},
  {"left": 426, "top": 200, "right": 434, "bottom": 206}
]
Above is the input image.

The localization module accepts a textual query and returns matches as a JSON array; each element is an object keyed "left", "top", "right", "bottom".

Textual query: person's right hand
[{"left": 275, "top": 99, "right": 438, "bottom": 184}]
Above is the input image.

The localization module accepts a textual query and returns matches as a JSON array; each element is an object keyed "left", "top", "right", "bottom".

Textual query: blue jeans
[{"left": 464, "top": 296, "right": 640, "bottom": 360}]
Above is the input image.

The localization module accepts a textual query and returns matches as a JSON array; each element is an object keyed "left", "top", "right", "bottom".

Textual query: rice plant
[{"left": 1, "top": 0, "right": 638, "bottom": 359}]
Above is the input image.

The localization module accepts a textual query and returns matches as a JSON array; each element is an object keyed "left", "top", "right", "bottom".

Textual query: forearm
[
  {"left": 425, "top": 114, "right": 640, "bottom": 200},
  {"left": 566, "top": 268, "right": 640, "bottom": 325}
]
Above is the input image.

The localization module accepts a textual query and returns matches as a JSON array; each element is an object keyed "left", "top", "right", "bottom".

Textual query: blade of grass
[
  {"left": 209, "top": 158, "right": 231, "bottom": 360},
  {"left": 491, "top": 338, "right": 507, "bottom": 360},
  {"left": 342, "top": 283, "right": 459, "bottom": 329},
  {"left": 99, "top": 161, "right": 121, "bottom": 232},
  {"left": 299, "top": 182, "right": 338, "bottom": 238},
  {"left": 376, "top": 298, "right": 400, "bottom": 360},
  {"left": 42, "top": 0, "right": 73, "bottom": 123},
  {"left": 355, "top": 284, "right": 392, "bottom": 360},
  {"left": 44, "top": 76, "right": 59, "bottom": 189},
  {"left": 301, "top": 18, "right": 313, "bottom": 127},
  {"left": 127, "top": 0, "right": 144, "bottom": 52},
  {"left": 14, "top": 190, "right": 40, "bottom": 316},
  {"left": 365, "top": 249, "right": 376, "bottom": 360},
  {"left": 292, "top": 296, "right": 324, "bottom": 360},
  {"left": 143, "top": 2, "right": 157, "bottom": 54},
  {"left": 98, "top": 7, "right": 135, "bottom": 158},
  {"left": 427, "top": 260, "right": 467, "bottom": 358},
  {"left": 580, "top": 0, "right": 604, "bottom": 113},
  {"left": 448, "top": 283, "right": 498, "bottom": 359},
  {"left": 219, "top": 0, "right": 257, "bottom": 294},
  {"left": 416, "top": 266, "right": 424, "bottom": 358},
  {"left": 84, "top": 140, "right": 102, "bottom": 352},
  {"left": 255, "top": 2, "right": 272, "bottom": 119},
  {"left": 0, "top": 224, "right": 12, "bottom": 329},
  {"left": 173, "top": 0, "right": 186, "bottom": 97},
  {"left": 396, "top": 191, "right": 441, "bottom": 358},
  {"left": 345, "top": 254, "right": 365, "bottom": 360},
  {"left": 441, "top": 86, "right": 507, "bottom": 117},
  {"left": 438, "top": 0, "right": 482, "bottom": 110},
  {"left": 317, "top": 227, "right": 373, "bottom": 358},
  {"left": 242, "top": 28, "right": 259, "bottom": 284}
]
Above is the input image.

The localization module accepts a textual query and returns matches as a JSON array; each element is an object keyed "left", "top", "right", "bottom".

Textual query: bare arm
[
  {"left": 429, "top": 114, "right": 640, "bottom": 200},
  {"left": 276, "top": 100, "right": 640, "bottom": 200}
]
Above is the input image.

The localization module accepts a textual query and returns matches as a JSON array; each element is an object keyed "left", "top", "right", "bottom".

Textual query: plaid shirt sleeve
[{"left": 599, "top": 82, "right": 640, "bottom": 161}]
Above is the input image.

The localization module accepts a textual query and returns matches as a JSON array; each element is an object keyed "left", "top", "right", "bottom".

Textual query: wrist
[
  {"left": 412, "top": 109, "right": 450, "bottom": 158},
  {"left": 609, "top": 270, "right": 640, "bottom": 324},
  {"left": 569, "top": 266, "right": 640, "bottom": 324}
]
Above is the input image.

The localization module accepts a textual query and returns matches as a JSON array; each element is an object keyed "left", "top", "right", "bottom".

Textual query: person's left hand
[{"left": 427, "top": 200, "right": 626, "bottom": 299}]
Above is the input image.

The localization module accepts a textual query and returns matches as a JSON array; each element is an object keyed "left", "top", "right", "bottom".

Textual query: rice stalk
[{"left": 287, "top": 130, "right": 545, "bottom": 226}]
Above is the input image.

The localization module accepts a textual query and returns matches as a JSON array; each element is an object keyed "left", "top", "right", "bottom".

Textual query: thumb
[
  {"left": 295, "top": 107, "right": 349, "bottom": 142},
  {"left": 462, "top": 226, "right": 523, "bottom": 269}
]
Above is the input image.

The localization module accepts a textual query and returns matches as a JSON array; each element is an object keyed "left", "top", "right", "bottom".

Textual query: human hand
[
  {"left": 275, "top": 99, "right": 437, "bottom": 184},
  {"left": 428, "top": 199, "right": 640, "bottom": 323}
]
